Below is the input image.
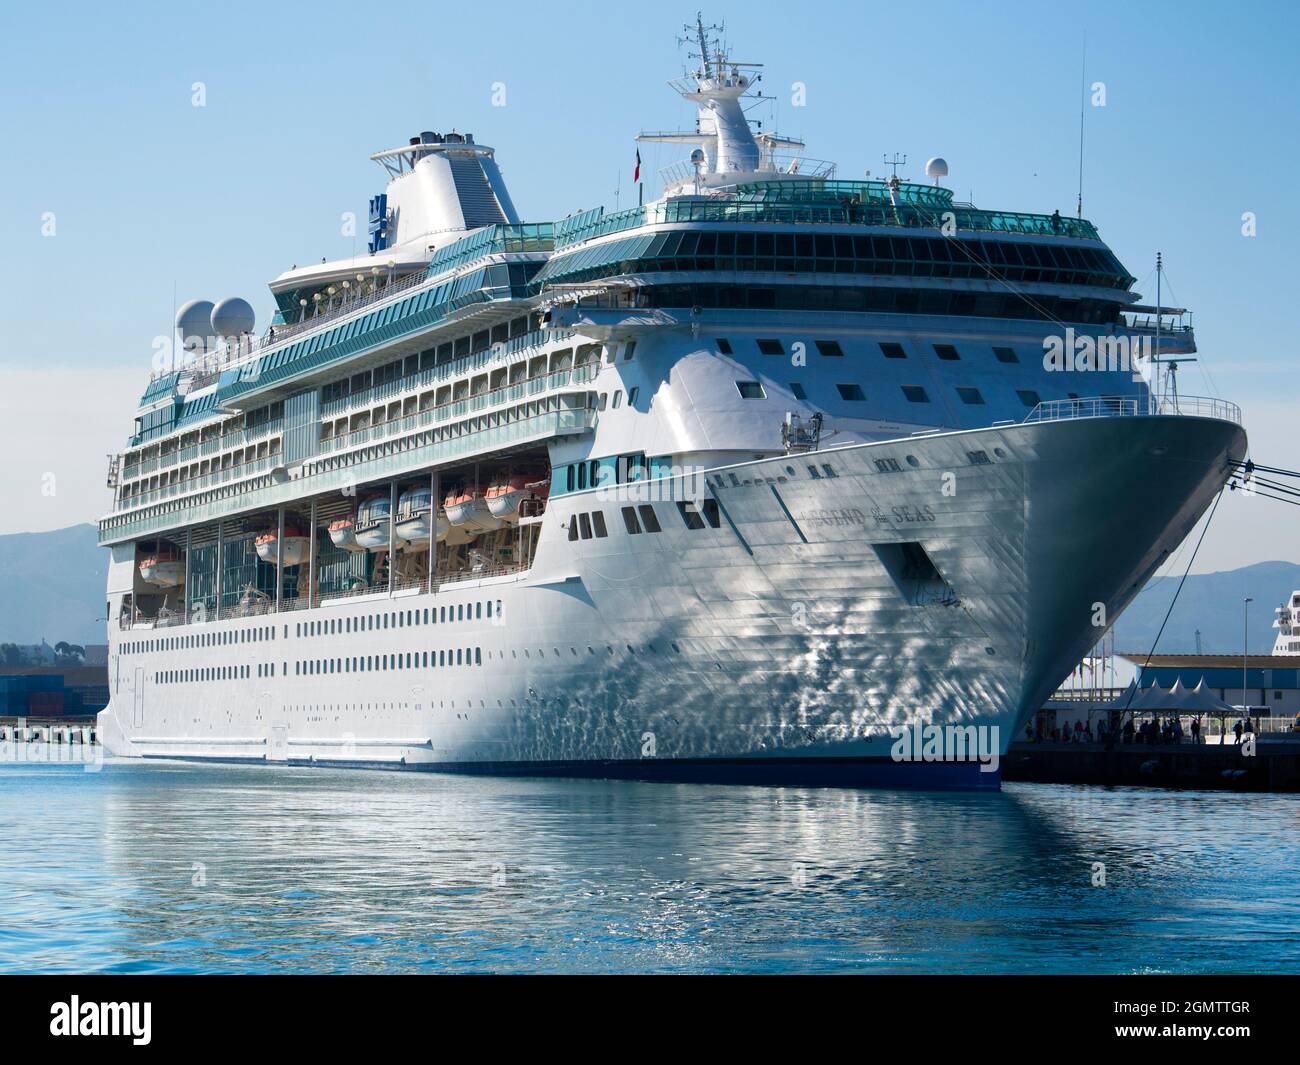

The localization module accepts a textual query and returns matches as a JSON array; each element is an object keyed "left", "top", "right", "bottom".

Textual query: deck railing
[{"left": 1022, "top": 394, "right": 1242, "bottom": 426}]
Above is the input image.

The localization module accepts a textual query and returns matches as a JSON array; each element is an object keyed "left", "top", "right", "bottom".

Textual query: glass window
[
  {"left": 756, "top": 338, "right": 784, "bottom": 356},
  {"left": 637, "top": 505, "right": 662, "bottom": 533},
  {"left": 676, "top": 502, "right": 706, "bottom": 530},
  {"left": 934, "top": 344, "right": 961, "bottom": 361},
  {"left": 578, "top": 513, "right": 593, "bottom": 539},
  {"left": 790, "top": 382, "right": 807, "bottom": 400},
  {"left": 902, "top": 385, "right": 930, "bottom": 403},
  {"left": 956, "top": 387, "right": 985, "bottom": 405},
  {"left": 736, "top": 381, "right": 766, "bottom": 399},
  {"left": 621, "top": 506, "right": 642, "bottom": 534},
  {"left": 716, "top": 338, "right": 733, "bottom": 354},
  {"left": 1017, "top": 389, "right": 1042, "bottom": 407},
  {"left": 592, "top": 511, "right": 608, "bottom": 537},
  {"left": 836, "top": 384, "right": 866, "bottom": 401},
  {"left": 993, "top": 346, "right": 1019, "bottom": 364},
  {"left": 880, "top": 342, "right": 907, "bottom": 359},
  {"left": 816, "top": 340, "right": 844, "bottom": 357}
]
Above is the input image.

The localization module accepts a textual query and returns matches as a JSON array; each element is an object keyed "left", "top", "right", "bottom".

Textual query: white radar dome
[
  {"left": 175, "top": 299, "right": 215, "bottom": 353},
  {"left": 210, "top": 297, "right": 256, "bottom": 338},
  {"left": 924, "top": 157, "right": 949, "bottom": 180}
]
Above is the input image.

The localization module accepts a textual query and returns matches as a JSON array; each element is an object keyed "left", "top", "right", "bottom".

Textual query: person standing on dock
[{"left": 1190, "top": 716, "right": 1201, "bottom": 744}]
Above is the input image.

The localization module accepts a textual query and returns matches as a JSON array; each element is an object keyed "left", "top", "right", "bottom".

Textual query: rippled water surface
[{"left": 1, "top": 758, "right": 1296, "bottom": 973}]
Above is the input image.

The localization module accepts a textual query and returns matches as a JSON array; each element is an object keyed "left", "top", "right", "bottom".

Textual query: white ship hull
[{"left": 98, "top": 413, "right": 1243, "bottom": 787}]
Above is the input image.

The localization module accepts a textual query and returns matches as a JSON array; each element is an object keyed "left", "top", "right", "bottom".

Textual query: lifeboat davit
[
  {"left": 328, "top": 515, "right": 366, "bottom": 552},
  {"left": 444, "top": 485, "right": 503, "bottom": 533},
  {"left": 486, "top": 474, "right": 549, "bottom": 522},
  {"left": 255, "top": 524, "right": 311, "bottom": 567},
  {"left": 354, "top": 495, "right": 400, "bottom": 551},
  {"left": 139, "top": 550, "right": 185, "bottom": 587}
]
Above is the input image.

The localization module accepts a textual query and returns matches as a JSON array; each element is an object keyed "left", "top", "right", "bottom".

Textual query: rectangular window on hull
[
  {"left": 880, "top": 342, "right": 907, "bottom": 359},
  {"left": 676, "top": 502, "right": 706, "bottom": 530},
  {"left": 756, "top": 338, "right": 784, "bottom": 356},
  {"left": 836, "top": 384, "right": 866, "bottom": 401},
  {"left": 621, "top": 506, "right": 642, "bottom": 534}
]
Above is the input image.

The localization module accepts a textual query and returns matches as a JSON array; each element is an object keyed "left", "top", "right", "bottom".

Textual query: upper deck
[{"left": 100, "top": 27, "right": 1195, "bottom": 549}]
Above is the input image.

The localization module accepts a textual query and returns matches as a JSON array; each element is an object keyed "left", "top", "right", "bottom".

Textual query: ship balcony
[
  {"left": 99, "top": 393, "right": 595, "bottom": 546},
  {"left": 318, "top": 365, "right": 598, "bottom": 457},
  {"left": 120, "top": 418, "right": 285, "bottom": 483}
]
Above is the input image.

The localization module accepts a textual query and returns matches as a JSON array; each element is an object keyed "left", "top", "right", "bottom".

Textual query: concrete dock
[{"left": 1003, "top": 737, "right": 1300, "bottom": 791}]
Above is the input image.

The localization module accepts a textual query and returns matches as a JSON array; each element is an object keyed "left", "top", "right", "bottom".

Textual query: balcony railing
[
  {"left": 123, "top": 418, "right": 286, "bottom": 481},
  {"left": 318, "top": 328, "right": 574, "bottom": 418},
  {"left": 657, "top": 154, "right": 838, "bottom": 188},
  {"left": 101, "top": 401, "right": 596, "bottom": 545},
  {"left": 319, "top": 366, "right": 595, "bottom": 456},
  {"left": 1022, "top": 394, "right": 1242, "bottom": 426},
  {"left": 553, "top": 193, "right": 1103, "bottom": 249}
]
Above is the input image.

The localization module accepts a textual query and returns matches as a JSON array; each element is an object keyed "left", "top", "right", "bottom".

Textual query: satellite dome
[
  {"left": 690, "top": 148, "right": 706, "bottom": 166},
  {"left": 924, "top": 157, "right": 949, "bottom": 179},
  {"left": 210, "top": 297, "right": 256, "bottom": 338},
  {"left": 175, "top": 299, "right": 215, "bottom": 353}
]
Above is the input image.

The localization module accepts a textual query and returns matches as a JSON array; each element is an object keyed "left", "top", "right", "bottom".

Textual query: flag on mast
[{"left": 633, "top": 148, "right": 641, "bottom": 184}]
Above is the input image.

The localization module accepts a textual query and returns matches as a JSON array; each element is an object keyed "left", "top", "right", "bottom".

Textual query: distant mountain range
[
  {"left": 1110, "top": 560, "right": 1300, "bottom": 656},
  {"left": 0, "top": 525, "right": 1296, "bottom": 656},
  {"left": 0, "top": 525, "right": 106, "bottom": 646}
]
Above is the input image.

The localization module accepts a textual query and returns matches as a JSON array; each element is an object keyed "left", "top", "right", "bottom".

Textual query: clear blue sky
[{"left": 1, "top": 0, "right": 1297, "bottom": 571}]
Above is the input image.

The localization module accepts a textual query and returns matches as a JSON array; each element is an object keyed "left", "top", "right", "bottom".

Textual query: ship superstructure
[
  {"left": 1273, "top": 593, "right": 1300, "bottom": 655},
  {"left": 97, "top": 23, "right": 1246, "bottom": 786}
]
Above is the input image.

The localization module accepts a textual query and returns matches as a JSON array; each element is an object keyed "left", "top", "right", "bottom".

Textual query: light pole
[{"left": 1242, "top": 596, "right": 1253, "bottom": 728}]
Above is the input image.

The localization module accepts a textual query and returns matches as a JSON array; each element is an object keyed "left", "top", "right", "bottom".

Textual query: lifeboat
[
  {"left": 354, "top": 494, "right": 400, "bottom": 551},
  {"left": 486, "top": 474, "right": 549, "bottom": 522},
  {"left": 444, "top": 485, "right": 503, "bottom": 533},
  {"left": 139, "top": 550, "right": 185, "bottom": 587},
  {"left": 328, "top": 515, "right": 366, "bottom": 552},
  {"left": 395, "top": 486, "right": 435, "bottom": 546},
  {"left": 255, "top": 524, "right": 311, "bottom": 567}
]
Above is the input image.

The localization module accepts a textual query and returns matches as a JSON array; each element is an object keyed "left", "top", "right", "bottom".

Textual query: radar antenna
[
  {"left": 679, "top": 12, "right": 726, "bottom": 79},
  {"left": 883, "top": 153, "right": 908, "bottom": 180}
]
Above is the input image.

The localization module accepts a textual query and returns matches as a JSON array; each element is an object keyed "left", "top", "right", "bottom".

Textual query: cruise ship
[{"left": 96, "top": 23, "right": 1246, "bottom": 787}]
